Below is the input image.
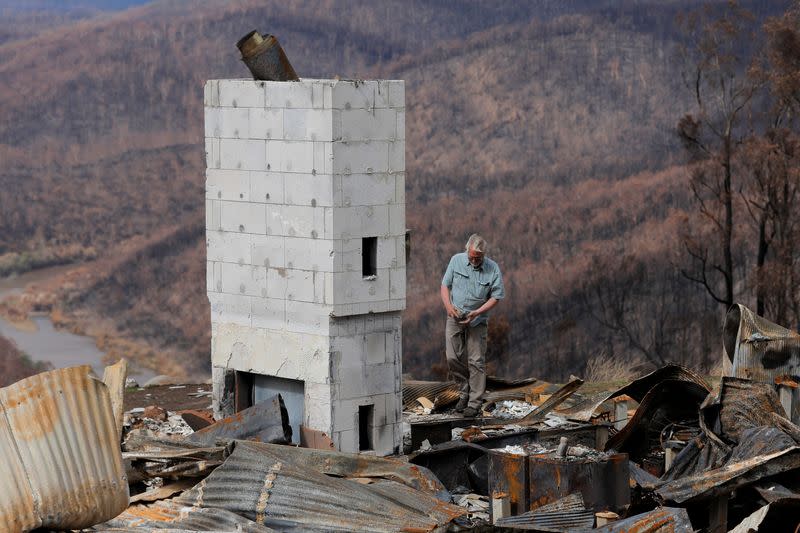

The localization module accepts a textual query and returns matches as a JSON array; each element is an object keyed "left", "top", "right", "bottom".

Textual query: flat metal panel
[{"left": 253, "top": 374, "right": 304, "bottom": 444}]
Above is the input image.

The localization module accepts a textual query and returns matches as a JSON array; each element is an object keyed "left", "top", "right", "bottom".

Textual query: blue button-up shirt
[{"left": 441, "top": 252, "right": 505, "bottom": 327}]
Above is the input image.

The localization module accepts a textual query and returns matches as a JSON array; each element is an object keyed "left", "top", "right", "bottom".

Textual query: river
[{"left": 0, "top": 266, "right": 156, "bottom": 383}]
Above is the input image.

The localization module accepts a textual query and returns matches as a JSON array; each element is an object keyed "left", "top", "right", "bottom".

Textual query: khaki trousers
[{"left": 445, "top": 317, "right": 488, "bottom": 409}]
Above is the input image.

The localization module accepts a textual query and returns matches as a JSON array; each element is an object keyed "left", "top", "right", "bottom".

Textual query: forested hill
[{"left": 0, "top": 0, "right": 791, "bottom": 380}]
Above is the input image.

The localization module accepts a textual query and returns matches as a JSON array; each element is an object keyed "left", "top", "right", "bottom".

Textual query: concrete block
[
  {"left": 266, "top": 82, "right": 313, "bottom": 108},
  {"left": 325, "top": 271, "right": 334, "bottom": 304},
  {"left": 283, "top": 205, "right": 325, "bottom": 238},
  {"left": 340, "top": 109, "right": 397, "bottom": 141},
  {"left": 205, "top": 137, "right": 220, "bottom": 169},
  {"left": 266, "top": 204, "right": 285, "bottom": 236},
  {"left": 250, "top": 171, "right": 284, "bottom": 204},
  {"left": 286, "top": 300, "right": 331, "bottom": 335},
  {"left": 217, "top": 107, "right": 250, "bottom": 139},
  {"left": 203, "top": 80, "right": 219, "bottom": 107},
  {"left": 395, "top": 173, "right": 405, "bottom": 205},
  {"left": 365, "top": 363, "right": 395, "bottom": 396},
  {"left": 211, "top": 323, "right": 262, "bottom": 367},
  {"left": 336, "top": 364, "right": 366, "bottom": 400},
  {"left": 221, "top": 263, "right": 267, "bottom": 297},
  {"left": 324, "top": 207, "right": 334, "bottom": 240},
  {"left": 388, "top": 203, "right": 405, "bottom": 236},
  {"left": 340, "top": 173, "right": 395, "bottom": 207},
  {"left": 284, "top": 109, "right": 334, "bottom": 141},
  {"left": 313, "top": 142, "right": 333, "bottom": 175},
  {"left": 389, "top": 267, "right": 406, "bottom": 300},
  {"left": 340, "top": 238, "right": 362, "bottom": 272},
  {"left": 249, "top": 108, "right": 283, "bottom": 139},
  {"left": 208, "top": 292, "right": 251, "bottom": 327},
  {"left": 219, "top": 80, "right": 265, "bottom": 108},
  {"left": 206, "top": 199, "right": 221, "bottom": 230},
  {"left": 388, "top": 140, "right": 405, "bottom": 173},
  {"left": 387, "top": 299, "right": 405, "bottom": 312},
  {"left": 251, "top": 296, "right": 285, "bottom": 330},
  {"left": 220, "top": 201, "right": 266, "bottom": 235},
  {"left": 332, "top": 141, "right": 389, "bottom": 174},
  {"left": 332, "top": 399, "right": 356, "bottom": 432},
  {"left": 337, "top": 428, "right": 357, "bottom": 453},
  {"left": 284, "top": 174, "right": 333, "bottom": 207},
  {"left": 323, "top": 83, "right": 333, "bottom": 108},
  {"left": 206, "top": 169, "right": 250, "bottom": 202},
  {"left": 365, "top": 332, "right": 388, "bottom": 365},
  {"left": 305, "top": 382, "right": 332, "bottom": 432},
  {"left": 204, "top": 107, "right": 220, "bottom": 137},
  {"left": 311, "top": 82, "right": 325, "bottom": 109},
  {"left": 396, "top": 110, "right": 405, "bottom": 140},
  {"left": 206, "top": 261, "right": 222, "bottom": 293},
  {"left": 332, "top": 81, "right": 378, "bottom": 110},
  {"left": 332, "top": 205, "right": 390, "bottom": 239},
  {"left": 333, "top": 270, "right": 390, "bottom": 304},
  {"left": 370, "top": 394, "right": 389, "bottom": 427},
  {"left": 395, "top": 235, "right": 406, "bottom": 268},
  {"left": 207, "top": 230, "right": 252, "bottom": 264},
  {"left": 376, "top": 237, "right": 399, "bottom": 269},
  {"left": 266, "top": 267, "right": 288, "bottom": 299},
  {"left": 331, "top": 336, "right": 365, "bottom": 367},
  {"left": 285, "top": 237, "right": 334, "bottom": 271},
  {"left": 251, "top": 234, "right": 284, "bottom": 268},
  {"left": 375, "top": 80, "right": 391, "bottom": 108},
  {"left": 373, "top": 423, "right": 396, "bottom": 456},
  {"left": 387, "top": 81, "right": 404, "bottom": 108},
  {"left": 220, "top": 138, "right": 266, "bottom": 171},
  {"left": 286, "top": 269, "right": 315, "bottom": 302},
  {"left": 284, "top": 141, "right": 315, "bottom": 173}
]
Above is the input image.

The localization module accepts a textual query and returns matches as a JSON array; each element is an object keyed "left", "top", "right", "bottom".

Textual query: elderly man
[{"left": 440, "top": 234, "right": 505, "bottom": 417}]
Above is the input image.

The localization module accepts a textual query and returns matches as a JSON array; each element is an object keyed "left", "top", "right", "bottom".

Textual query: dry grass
[{"left": 583, "top": 352, "right": 649, "bottom": 383}]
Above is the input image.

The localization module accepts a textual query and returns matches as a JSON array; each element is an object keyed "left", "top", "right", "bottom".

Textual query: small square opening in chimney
[
  {"left": 358, "top": 404, "right": 374, "bottom": 451},
  {"left": 362, "top": 237, "right": 377, "bottom": 277}
]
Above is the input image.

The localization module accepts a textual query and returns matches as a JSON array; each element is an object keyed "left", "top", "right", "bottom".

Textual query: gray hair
[{"left": 465, "top": 234, "right": 487, "bottom": 253}]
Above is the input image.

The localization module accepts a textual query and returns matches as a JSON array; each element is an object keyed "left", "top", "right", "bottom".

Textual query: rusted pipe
[{"left": 236, "top": 30, "right": 299, "bottom": 81}]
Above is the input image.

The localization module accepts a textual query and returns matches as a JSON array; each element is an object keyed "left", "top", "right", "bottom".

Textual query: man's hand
[
  {"left": 459, "top": 310, "right": 480, "bottom": 324},
  {"left": 441, "top": 285, "right": 460, "bottom": 318}
]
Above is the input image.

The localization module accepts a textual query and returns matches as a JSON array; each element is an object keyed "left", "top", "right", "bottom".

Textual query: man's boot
[{"left": 454, "top": 396, "right": 468, "bottom": 412}]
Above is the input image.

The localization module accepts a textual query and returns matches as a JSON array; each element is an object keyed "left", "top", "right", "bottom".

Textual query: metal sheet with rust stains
[
  {"left": 96, "top": 499, "right": 277, "bottom": 532},
  {"left": 593, "top": 506, "right": 693, "bottom": 532},
  {"left": 724, "top": 304, "right": 800, "bottom": 420},
  {"left": 528, "top": 453, "right": 630, "bottom": 513},
  {"left": 186, "top": 394, "right": 291, "bottom": 446},
  {"left": 174, "top": 440, "right": 465, "bottom": 532},
  {"left": 0, "top": 366, "right": 129, "bottom": 532}
]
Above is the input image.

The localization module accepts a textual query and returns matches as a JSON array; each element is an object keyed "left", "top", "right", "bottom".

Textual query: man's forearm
[
  {"left": 475, "top": 298, "right": 499, "bottom": 316},
  {"left": 440, "top": 285, "right": 452, "bottom": 309}
]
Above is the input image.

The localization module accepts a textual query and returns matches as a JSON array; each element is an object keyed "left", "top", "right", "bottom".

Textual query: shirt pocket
[
  {"left": 477, "top": 280, "right": 491, "bottom": 300},
  {"left": 453, "top": 269, "right": 469, "bottom": 293}
]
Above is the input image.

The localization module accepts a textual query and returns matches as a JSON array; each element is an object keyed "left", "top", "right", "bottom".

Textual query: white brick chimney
[{"left": 204, "top": 79, "right": 405, "bottom": 455}]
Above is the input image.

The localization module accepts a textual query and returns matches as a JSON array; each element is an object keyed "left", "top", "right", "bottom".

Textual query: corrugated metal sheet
[
  {"left": 174, "top": 440, "right": 465, "bottom": 532},
  {"left": 560, "top": 365, "right": 711, "bottom": 422},
  {"left": 403, "top": 380, "right": 458, "bottom": 410},
  {"left": 97, "top": 499, "right": 277, "bottom": 532},
  {"left": 725, "top": 303, "right": 800, "bottom": 420},
  {"left": 0, "top": 365, "right": 129, "bottom": 532},
  {"left": 494, "top": 493, "right": 594, "bottom": 531},
  {"left": 593, "top": 506, "right": 693, "bottom": 532}
]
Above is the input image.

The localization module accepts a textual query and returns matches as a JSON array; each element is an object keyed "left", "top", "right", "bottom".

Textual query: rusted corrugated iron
[
  {"left": 494, "top": 493, "right": 594, "bottom": 531},
  {"left": 403, "top": 380, "right": 459, "bottom": 410},
  {"left": 654, "top": 446, "right": 800, "bottom": 504},
  {"left": 724, "top": 303, "right": 800, "bottom": 420},
  {"left": 560, "top": 365, "right": 710, "bottom": 422},
  {"left": 238, "top": 441, "right": 449, "bottom": 500},
  {"left": 593, "top": 506, "right": 693, "bottom": 532},
  {"left": 175, "top": 440, "right": 465, "bottom": 532},
  {"left": 96, "top": 499, "right": 277, "bottom": 532},
  {"left": 0, "top": 366, "right": 129, "bottom": 532},
  {"left": 605, "top": 379, "right": 708, "bottom": 474},
  {"left": 186, "top": 394, "right": 291, "bottom": 446}
]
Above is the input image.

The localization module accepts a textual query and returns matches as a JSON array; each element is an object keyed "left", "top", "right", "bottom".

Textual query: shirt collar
[{"left": 464, "top": 255, "right": 484, "bottom": 271}]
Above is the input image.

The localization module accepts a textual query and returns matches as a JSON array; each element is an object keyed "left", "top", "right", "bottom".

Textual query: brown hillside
[{"left": 0, "top": 0, "right": 756, "bottom": 379}]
